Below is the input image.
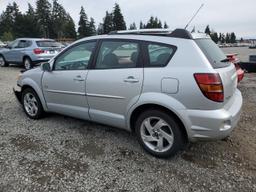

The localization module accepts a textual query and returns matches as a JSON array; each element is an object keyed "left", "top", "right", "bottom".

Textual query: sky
[{"left": 0, "top": 0, "right": 256, "bottom": 38}]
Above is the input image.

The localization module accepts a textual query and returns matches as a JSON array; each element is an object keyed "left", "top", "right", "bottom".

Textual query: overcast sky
[{"left": 0, "top": 0, "right": 255, "bottom": 38}]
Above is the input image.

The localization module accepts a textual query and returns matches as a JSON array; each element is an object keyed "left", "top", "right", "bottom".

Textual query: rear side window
[
  {"left": 17, "top": 40, "right": 31, "bottom": 48},
  {"left": 36, "top": 41, "right": 59, "bottom": 48},
  {"left": 195, "top": 39, "right": 230, "bottom": 68},
  {"left": 95, "top": 40, "right": 140, "bottom": 69},
  {"left": 146, "top": 43, "right": 176, "bottom": 67}
]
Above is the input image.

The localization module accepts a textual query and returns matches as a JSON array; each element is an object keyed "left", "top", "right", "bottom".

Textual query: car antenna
[{"left": 184, "top": 4, "right": 204, "bottom": 30}]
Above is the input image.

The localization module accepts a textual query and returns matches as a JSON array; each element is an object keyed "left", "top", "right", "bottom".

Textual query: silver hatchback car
[
  {"left": 0, "top": 38, "right": 62, "bottom": 70},
  {"left": 14, "top": 29, "right": 242, "bottom": 158}
]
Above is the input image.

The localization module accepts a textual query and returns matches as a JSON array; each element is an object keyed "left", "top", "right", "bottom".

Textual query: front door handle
[
  {"left": 73, "top": 75, "right": 85, "bottom": 82},
  {"left": 124, "top": 76, "right": 139, "bottom": 83}
]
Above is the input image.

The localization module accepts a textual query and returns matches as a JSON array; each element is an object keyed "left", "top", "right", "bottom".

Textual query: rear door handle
[
  {"left": 73, "top": 75, "right": 85, "bottom": 82},
  {"left": 124, "top": 76, "right": 139, "bottom": 83}
]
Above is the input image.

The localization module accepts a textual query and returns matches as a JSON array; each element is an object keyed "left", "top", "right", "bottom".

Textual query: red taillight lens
[
  {"left": 194, "top": 73, "right": 224, "bottom": 102},
  {"left": 33, "top": 48, "right": 44, "bottom": 54}
]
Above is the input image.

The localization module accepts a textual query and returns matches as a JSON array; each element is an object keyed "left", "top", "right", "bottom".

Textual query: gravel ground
[{"left": 0, "top": 66, "right": 255, "bottom": 192}]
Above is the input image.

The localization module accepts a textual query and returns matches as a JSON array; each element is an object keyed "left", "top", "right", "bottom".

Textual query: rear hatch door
[
  {"left": 195, "top": 38, "right": 237, "bottom": 104},
  {"left": 36, "top": 40, "right": 62, "bottom": 55}
]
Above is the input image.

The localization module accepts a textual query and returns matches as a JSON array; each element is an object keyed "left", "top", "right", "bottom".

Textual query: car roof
[
  {"left": 77, "top": 28, "right": 210, "bottom": 44},
  {"left": 16, "top": 38, "right": 55, "bottom": 41}
]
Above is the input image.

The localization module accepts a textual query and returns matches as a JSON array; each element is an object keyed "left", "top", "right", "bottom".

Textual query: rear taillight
[
  {"left": 33, "top": 48, "right": 44, "bottom": 54},
  {"left": 194, "top": 73, "right": 224, "bottom": 102}
]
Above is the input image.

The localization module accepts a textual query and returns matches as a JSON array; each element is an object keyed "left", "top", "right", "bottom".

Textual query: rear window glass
[
  {"left": 146, "top": 43, "right": 176, "bottom": 67},
  {"left": 36, "top": 41, "right": 59, "bottom": 47},
  {"left": 195, "top": 39, "right": 230, "bottom": 68}
]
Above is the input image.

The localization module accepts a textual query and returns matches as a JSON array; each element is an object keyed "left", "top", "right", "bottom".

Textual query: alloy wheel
[
  {"left": 24, "top": 59, "right": 31, "bottom": 70},
  {"left": 0, "top": 56, "right": 5, "bottom": 67},
  {"left": 23, "top": 93, "right": 38, "bottom": 117},
  {"left": 140, "top": 117, "right": 174, "bottom": 153}
]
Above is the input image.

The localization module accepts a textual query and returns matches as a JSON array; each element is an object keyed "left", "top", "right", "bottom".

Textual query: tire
[
  {"left": 23, "top": 57, "right": 33, "bottom": 70},
  {"left": 21, "top": 88, "right": 44, "bottom": 119},
  {"left": 135, "top": 109, "right": 185, "bottom": 158},
  {"left": 0, "top": 55, "right": 9, "bottom": 67}
]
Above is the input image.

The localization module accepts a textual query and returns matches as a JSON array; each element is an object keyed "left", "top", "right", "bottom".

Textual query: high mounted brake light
[{"left": 194, "top": 73, "right": 224, "bottom": 102}]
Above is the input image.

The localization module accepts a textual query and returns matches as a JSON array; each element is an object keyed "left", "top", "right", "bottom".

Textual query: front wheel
[
  {"left": 22, "top": 88, "right": 44, "bottom": 119},
  {"left": 135, "top": 109, "right": 186, "bottom": 158},
  {"left": 23, "top": 57, "right": 33, "bottom": 70},
  {"left": 0, "top": 55, "right": 9, "bottom": 67}
]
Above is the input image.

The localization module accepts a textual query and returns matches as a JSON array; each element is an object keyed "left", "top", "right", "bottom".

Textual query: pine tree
[
  {"left": 103, "top": 11, "right": 114, "bottom": 34},
  {"left": 145, "top": 17, "right": 163, "bottom": 28},
  {"left": 36, "top": 0, "right": 52, "bottom": 38},
  {"left": 78, "top": 6, "right": 89, "bottom": 38},
  {"left": 230, "top": 32, "right": 236, "bottom": 43},
  {"left": 0, "top": 3, "right": 16, "bottom": 37},
  {"left": 221, "top": 33, "right": 225, "bottom": 44},
  {"left": 25, "top": 3, "right": 41, "bottom": 37},
  {"left": 204, "top": 25, "right": 211, "bottom": 35},
  {"left": 164, "top": 22, "right": 168, "bottom": 29},
  {"left": 210, "top": 32, "right": 219, "bottom": 43},
  {"left": 139, "top": 21, "right": 144, "bottom": 29},
  {"left": 112, "top": 3, "right": 126, "bottom": 30},
  {"left": 146, "top": 16, "right": 155, "bottom": 28},
  {"left": 97, "top": 23, "right": 104, "bottom": 35},
  {"left": 88, "top": 17, "right": 96, "bottom": 36},
  {"left": 129, "top": 22, "right": 137, "bottom": 30},
  {"left": 52, "top": 0, "right": 67, "bottom": 39},
  {"left": 225, "top": 33, "right": 230, "bottom": 43},
  {"left": 64, "top": 14, "right": 76, "bottom": 39}
]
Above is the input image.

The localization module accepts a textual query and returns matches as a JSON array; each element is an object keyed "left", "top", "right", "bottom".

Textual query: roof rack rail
[{"left": 108, "top": 28, "right": 193, "bottom": 39}]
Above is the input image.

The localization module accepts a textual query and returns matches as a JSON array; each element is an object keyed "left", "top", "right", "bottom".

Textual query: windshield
[
  {"left": 195, "top": 39, "right": 230, "bottom": 68},
  {"left": 36, "top": 41, "right": 60, "bottom": 48}
]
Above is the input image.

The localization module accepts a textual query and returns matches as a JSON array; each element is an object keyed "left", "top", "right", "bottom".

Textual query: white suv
[{"left": 14, "top": 29, "right": 242, "bottom": 158}]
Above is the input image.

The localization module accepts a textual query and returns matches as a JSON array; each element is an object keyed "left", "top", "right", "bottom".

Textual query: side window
[
  {"left": 147, "top": 43, "right": 176, "bottom": 67},
  {"left": 95, "top": 40, "right": 139, "bottom": 69},
  {"left": 17, "top": 40, "right": 30, "bottom": 48},
  {"left": 54, "top": 41, "right": 96, "bottom": 71}
]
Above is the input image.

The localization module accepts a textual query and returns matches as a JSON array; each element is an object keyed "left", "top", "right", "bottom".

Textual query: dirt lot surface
[{"left": 0, "top": 67, "right": 255, "bottom": 192}]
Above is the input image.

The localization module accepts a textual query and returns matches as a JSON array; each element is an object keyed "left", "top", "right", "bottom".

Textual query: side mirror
[{"left": 41, "top": 62, "right": 51, "bottom": 72}]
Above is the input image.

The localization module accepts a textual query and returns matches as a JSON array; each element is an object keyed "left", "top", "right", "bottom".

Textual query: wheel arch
[
  {"left": 23, "top": 55, "right": 32, "bottom": 62},
  {"left": 21, "top": 80, "right": 48, "bottom": 111},
  {"left": 129, "top": 103, "right": 189, "bottom": 142}
]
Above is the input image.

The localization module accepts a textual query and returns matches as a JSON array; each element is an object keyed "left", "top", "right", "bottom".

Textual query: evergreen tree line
[
  {"left": 0, "top": 1, "right": 237, "bottom": 43},
  {"left": 0, "top": 0, "right": 76, "bottom": 41},
  {"left": 204, "top": 25, "right": 237, "bottom": 44},
  {"left": 0, "top": 0, "right": 169, "bottom": 41}
]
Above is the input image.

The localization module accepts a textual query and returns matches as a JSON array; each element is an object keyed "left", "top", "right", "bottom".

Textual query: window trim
[
  {"left": 90, "top": 38, "right": 144, "bottom": 70},
  {"left": 52, "top": 40, "right": 97, "bottom": 71},
  {"left": 143, "top": 41, "right": 177, "bottom": 68}
]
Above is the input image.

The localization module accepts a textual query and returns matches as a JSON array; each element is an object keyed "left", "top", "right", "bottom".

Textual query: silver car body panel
[{"left": 16, "top": 33, "right": 243, "bottom": 141}]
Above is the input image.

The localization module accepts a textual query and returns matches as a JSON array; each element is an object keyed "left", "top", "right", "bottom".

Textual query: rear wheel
[
  {"left": 23, "top": 57, "right": 33, "bottom": 70},
  {"left": 0, "top": 55, "right": 9, "bottom": 67},
  {"left": 135, "top": 109, "right": 185, "bottom": 158},
  {"left": 22, "top": 88, "right": 44, "bottom": 119}
]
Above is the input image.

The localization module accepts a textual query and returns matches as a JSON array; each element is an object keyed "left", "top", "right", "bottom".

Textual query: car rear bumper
[
  {"left": 183, "top": 89, "right": 242, "bottom": 141},
  {"left": 13, "top": 85, "right": 22, "bottom": 103}
]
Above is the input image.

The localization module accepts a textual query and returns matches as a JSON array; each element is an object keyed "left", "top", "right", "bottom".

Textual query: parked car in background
[
  {"left": 0, "top": 38, "right": 62, "bottom": 70},
  {"left": 226, "top": 53, "right": 244, "bottom": 83},
  {"left": 0, "top": 40, "right": 6, "bottom": 48},
  {"left": 14, "top": 29, "right": 242, "bottom": 158}
]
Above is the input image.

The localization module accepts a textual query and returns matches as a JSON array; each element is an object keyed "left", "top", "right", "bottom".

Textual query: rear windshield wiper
[{"left": 220, "top": 58, "right": 230, "bottom": 63}]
